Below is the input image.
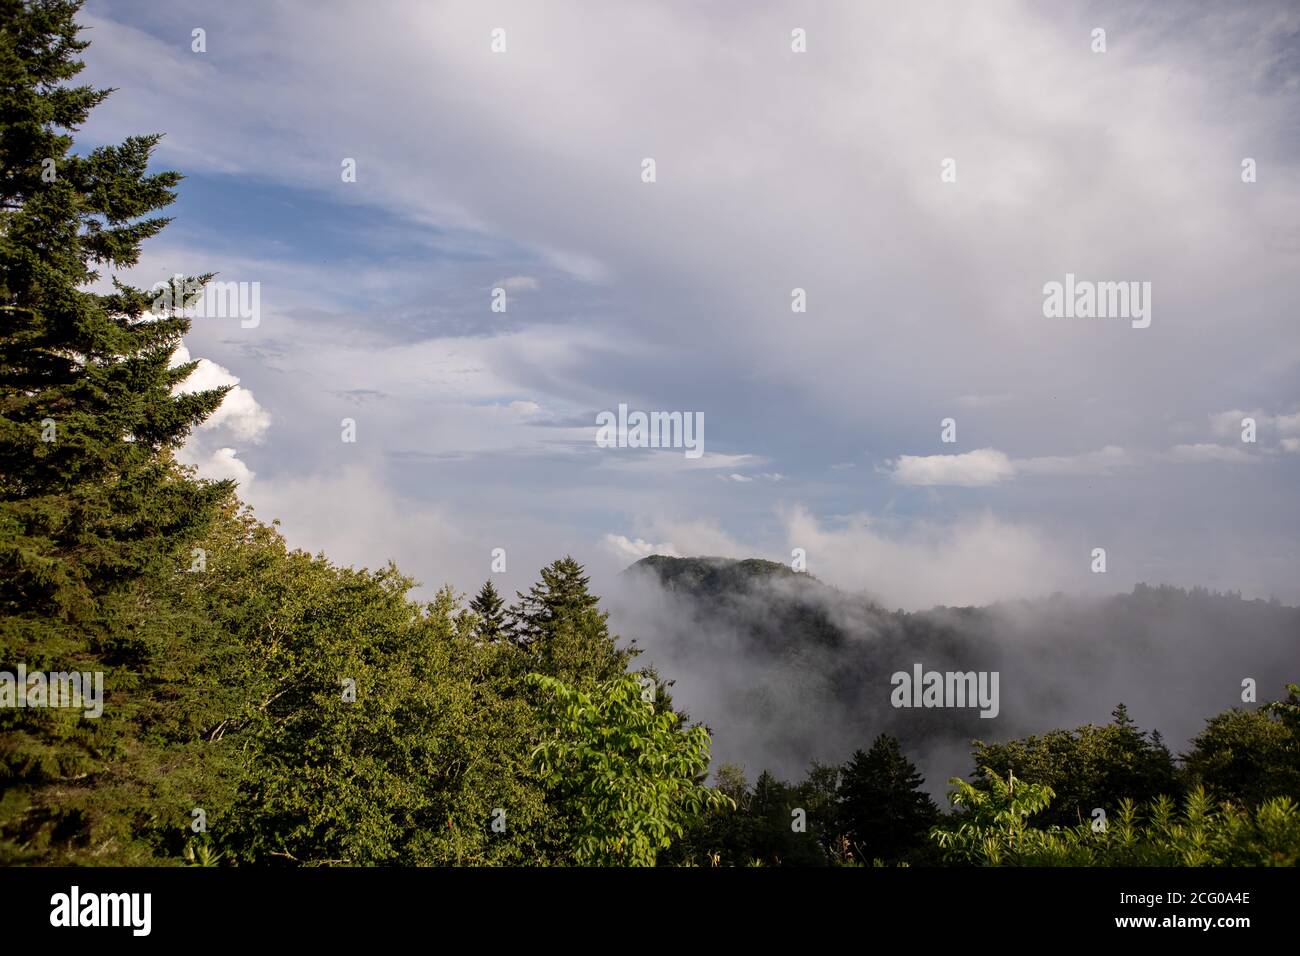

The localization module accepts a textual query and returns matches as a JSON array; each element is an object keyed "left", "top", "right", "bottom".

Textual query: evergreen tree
[
  {"left": 0, "top": 0, "right": 229, "bottom": 616},
  {"left": 837, "top": 734, "right": 939, "bottom": 864},
  {"left": 508, "top": 556, "right": 600, "bottom": 642},
  {"left": 0, "top": 0, "right": 230, "bottom": 860},
  {"left": 469, "top": 579, "right": 506, "bottom": 641},
  {"left": 694, "top": 768, "right": 830, "bottom": 867},
  {"left": 509, "top": 556, "right": 632, "bottom": 684}
]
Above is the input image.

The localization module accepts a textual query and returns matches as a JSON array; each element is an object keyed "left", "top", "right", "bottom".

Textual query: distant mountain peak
[{"left": 628, "top": 554, "right": 816, "bottom": 584}]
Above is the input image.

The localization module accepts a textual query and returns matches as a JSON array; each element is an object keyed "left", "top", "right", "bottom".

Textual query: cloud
[
  {"left": 1209, "top": 409, "right": 1263, "bottom": 438},
  {"left": 495, "top": 275, "right": 540, "bottom": 292},
  {"left": 75, "top": 1, "right": 1300, "bottom": 608},
  {"left": 781, "top": 505, "right": 1072, "bottom": 609},
  {"left": 177, "top": 445, "right": 254, "bottom": 485},
  {"left": 889, "top": 445, "right": 1134, "bottom": 485},
  {"left": 203, "top": 385, "right": 272, "bottom": 443},
  {"left": 171, "top": 344, "right": 271, "bottom": 443},
  {"left": 168, "top": 342, "right": 266, "bottom": 490},
  {"left": 1167, "top": 443, "right": 1258, "bottom": 464},
  {"left": 596, "top": 451, "right": 763, "bottom": 474},
  {"left": 1209, "top": 408, "right": 1300, "bottom": 441},
  {"left": 608, "top": 518, "right": 749, "bottom": 564},
  {"left": 889, "top": 439, "right": 1278, "bottom": 486},
  {"left": 889, "top": 448, "right": 1017, "bottom": 487},
  {"left": 241, "top": 466, "right": 475, "bottom": 588},
  {"left": 1018, "top": 445, "right": 1131, "bottom": 476},
  {"left": 602, "top": 534, "right": 680, "bottom": 561}
]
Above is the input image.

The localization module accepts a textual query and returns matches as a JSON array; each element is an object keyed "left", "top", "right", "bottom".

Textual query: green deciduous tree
[
  {"left": 932, "top": 770, "right": 1300, "bottom": 867},
  {"left": 931, "top": 767, "right": 1057, "bottom": 866},
  {"left": 527, "top": 671, "right": 731, "bottom": 866},
  {"left": 1183, "top": 683, "right": 1300, "bottom": 808},
  {"left": 970, "top": 704, "right": 1180, "bottom": 828},
  {"left": 175, "top": 514, "right": 553, "bottom": 866}
]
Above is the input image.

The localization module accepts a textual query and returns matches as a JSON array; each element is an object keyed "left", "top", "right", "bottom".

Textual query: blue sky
[{"left": 76, "top": 0, "right": 1300, "bottom": 608}]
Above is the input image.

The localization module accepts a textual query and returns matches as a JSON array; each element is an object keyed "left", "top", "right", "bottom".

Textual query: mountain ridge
[{"left": 613, "top": 554, "right": 1299, "bottom": 787}]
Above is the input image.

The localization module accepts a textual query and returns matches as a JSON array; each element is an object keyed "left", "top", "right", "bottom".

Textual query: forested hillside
[{"left": 618, "top": 555, "right": 1300, "bottom": 789}]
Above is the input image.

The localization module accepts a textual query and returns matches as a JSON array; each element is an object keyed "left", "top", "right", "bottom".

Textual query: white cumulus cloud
[
  {"left": 889, "top": 448, "right": 1017, "bottom": 487},
  {"left": 171, "top": 344, "right": 271, "bottom": 443},
  {"left": 177, "top": 445, "right": 254, "bottom": 485}
]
